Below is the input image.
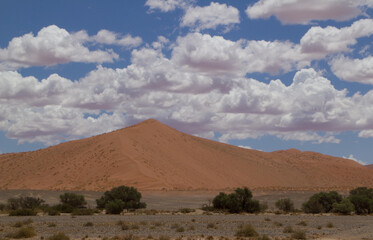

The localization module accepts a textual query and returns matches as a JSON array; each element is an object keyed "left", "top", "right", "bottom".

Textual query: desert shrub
[
  {"left": 348, "top": 187, "right": 373, "bottom": 214},
  {"left": 179, "top": 208, "right": 195, "bottom": 213},
  {"left": 291, "top": 230, "right": 306, "bottom": 239},
  {"left": 47, "top": 232, "right": 70, "bottom": 240},
  {"left": 71, "top": 208, "right": 94, "bottom": 216},
  {"left": 12, "top": 221, "right": 24, "bottom": 228},
  {"left": 96, "top": 186, "right": 146, "bottom": 213},
  {"left": 212, "top": 187, "right": 260, "bottom": 213},
  {"left": 0, "top": 203, "right": 6, "bottom": 211},
  {"left": 7, "top": 197, "right": 45, "bottom": 211},
  {"left": 283, "top": 225, "right": 294, "bottom": 233},
  {"left": 175, "top": 226, "right": 184, "bottom": 232},
  {"left": 6, "top": 227, "right": 36, "bottom": 238},
  {"left": 326, "top": 222, "right": 334, "bottom": 228},
  {"left": 296, "top": 221, "right": 307, "bottom": 226},
  {"left": 275, "top": 198, "right": 295, "bottom": 212},
  {"left": 207, "top": 223, "right": 216, "bottom": 229},
  {"left": 45, "top": 207, "right": 60, "bottom": 216},
  {"left": 235, "top": 224, "right": 258, "bottom": 237},
  {"left": 83, "top": 222, "right": 94, "bottom": 227},
  {"left": 105, "top": 199, "right": 125, "bottom": 214},
  {"left": 59, "top": 193, "right": 86, "bottom": 209},
  {"left": 158, "top": 236, "right": 170, "bottom": 240},
  {"left": 302, "top": 191, "right": 342, "bottom": 213},
  {"left": 332, "top": 198, "right": 355, "bottom": 215},
  {"left": 48, "top": 223, "right": 56, "bottom": 227},
  {"left": 274, "top": 221, "right": 283, "bottom": 227},
  {"left": 257, "top": 235, "right": 270, "bottom": 240},
  {"left": 53, "top": 204, "right": 74, "bottom": 213},
  {"left": 9, "top": 209, "right": 37, "bottom": 216}
]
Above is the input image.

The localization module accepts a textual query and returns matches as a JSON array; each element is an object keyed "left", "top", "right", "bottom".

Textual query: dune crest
[{"left": 1, "top": 119, "right": 373, "bottom": 191}]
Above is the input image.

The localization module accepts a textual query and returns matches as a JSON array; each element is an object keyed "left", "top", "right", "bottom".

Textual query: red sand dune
[
  {"left": 0, "top": 119, "right": 372, "bottom": 191},
  {"left": 367, "top": 164, "right": 373, "bottom": 169}
]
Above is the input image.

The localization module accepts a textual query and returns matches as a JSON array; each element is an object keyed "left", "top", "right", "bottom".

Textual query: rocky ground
[{"left": 0, "top": 212, "right": 373, "bottom": 240}]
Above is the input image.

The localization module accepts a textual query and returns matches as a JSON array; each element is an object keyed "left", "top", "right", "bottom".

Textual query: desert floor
[{"left": 0, "top": 190, "right": 372, "bottom": 240}]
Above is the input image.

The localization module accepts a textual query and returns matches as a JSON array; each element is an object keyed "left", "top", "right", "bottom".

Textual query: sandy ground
[{"left": 0, "top": 190, "right": 372, "bottom": 240}]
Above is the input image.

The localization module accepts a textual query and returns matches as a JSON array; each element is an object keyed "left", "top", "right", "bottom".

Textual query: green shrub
[
  {"left": 71, "top": 208, "right": 94, "bottom": 216},
  {"left": 348, "top": 187, "right": 373, "bottom": 214},
  {"left": 105, "top": 199, "right": 125, "bottom": 214},
  {"left": 179, "top": 208, "right": 195, "bottom": 213},
  {"left": 6, "top": 227, "right": 36, "bottom": 238},
  {"left": 303, "top": 191, "right": 342, "bottom": 213},
  {"left": 52, "top": 204, "right": 74, "bottom": 213},
  {"left": 274, "top": 221, "right": 283, "bottom": 227},
  {"left": 47, "top": 232, "right": 70, "bottom": 240},
  {"left": 7, "top": 197, "right": 45, "bottom": 210},
  {"left": 291, "top": 230, "right": 306, "bottom": 239},
  {"left": 212, "top": 187, "right": 260, "bottom": 213},
  {"left": 235, "top": 224, "right": 258, "bottom": 237},
  {"left": 275, "top": 198, "right": 295, "bottom": 212},
  {"left": 9, "top": 209, "right": 37, "bottom": 216},
  {"left": 96, "top": 186, "right": 146, "bottom": 211},
  {"left": 59, "top": 193, "right": 86, "bottom": 208},
  {"left": 207, "top": 223, "right": 216, "bottom": 229},
  {"left": 332, "top": 198, "right": 355, "bottom": 215}
]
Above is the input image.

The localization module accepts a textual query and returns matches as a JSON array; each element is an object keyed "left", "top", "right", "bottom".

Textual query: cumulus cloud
[
  {"left": 343, "top": 154, "right": 367, "bottom": 165},
  {"left": 145, "top": 0, "right": 190, "bottom": 12},
  {"left": 300, "top": 19, "right": 373, "bottom": 57},
  {"left": 0, "top": 25, "right": 119, "bottom": 70},
  {"left": 330, "top": 55, "right": 373, "bottom": 84},
  {"left": 246, "top": 0, "right": 370, "bottom": 24},
  {"left": 93, "top": 30, "right": 142, "bottom": 48},
  {"left": 181, "top": 2, "right": 240, "bottom": 31}
]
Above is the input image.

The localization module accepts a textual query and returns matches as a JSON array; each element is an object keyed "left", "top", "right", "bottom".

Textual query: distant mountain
[{"left": 1, "top": 119, "right": 372, "bottom": 191}]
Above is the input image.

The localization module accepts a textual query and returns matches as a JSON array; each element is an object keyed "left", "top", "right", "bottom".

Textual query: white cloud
[
  {"left": 330, "top": 55, "right": 373, "bottom": 84},
  {"left": 93, "top": 30, "right": 142, "bottom": 48},
  {"left": 145, "top": 0, "right": 190, "bottom": 12},
  {"left": 246, "top": 0, "right": 370, "bottom": 24},
  {"left": 300, "top": 19, "right": 373, "bottom": 57},
  {"left": 181, "top": 2, "right": 240, "bottom": 31},
  {"left": 343, "top": 154, "right": 367, "bottom": 165},
  {"left": 0, "top": 25, "right": 118, "bottom": 70}
]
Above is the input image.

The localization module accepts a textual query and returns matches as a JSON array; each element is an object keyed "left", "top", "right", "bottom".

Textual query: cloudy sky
[{"left": 1, "top": 0, "right": 373, "bottom": 165}]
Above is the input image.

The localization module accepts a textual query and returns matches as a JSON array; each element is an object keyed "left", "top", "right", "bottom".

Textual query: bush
[
  {"left": 0, "top": 203, "right": 6, "bottom": 211},
  {"left": 59, "top": 193, "right": 86, "bottom": 208},
  {"left": 52, "top": 204, "right": 74, "bottom": 213},
  {"left": 275, "top": 198, "right": 295, "bottom": 212},
  {"left": 71, "top": 208, "right": 94, "bottom": 216},
  {"left": 303, "top": 191, "right": 342, "bottom": 213},
  {"left": 332, "top": 198, "right": 355, "bottom": 215},
  {"left": 47, "top": 232, "right": 70, "bottom": 240},
  {"left": 96, "top": 186, "right": 146, "bottom": 213},
  {"left": 235, "top": 224, "right": 258, "bottom": 237},
  {"left": 9, "top": 209, "right": 37, "bottom": 216},
  {"left": 7, "top": 197, "right": 45, "bottom": 210},
  {"left": 105, "top": 199, "right": 125, "bottom": 214},
  {"left": 283, "top": 225, "right": 294, "bottom": 233},
  {"left": 6, "top": 227, "right": 36, "bottom": 238},
  {"left": 84, "top": 222, "right": 94, "bottom": 227},
  {"left": 45, "top": 207, "right": 60, "bottom": 216},
  {"left": 348, "top": 187, "right": 373, "bottom": 214},
  {"left": 212, "top": 187, "right": 260, "bottom": 213},
  {"left": 291, "top": 230, "right": 306, "bottom": 239}
]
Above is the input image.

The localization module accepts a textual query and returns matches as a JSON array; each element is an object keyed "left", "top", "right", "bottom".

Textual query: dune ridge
[{"left": 1, "top": 119, "right": 373, "bottom": 191}]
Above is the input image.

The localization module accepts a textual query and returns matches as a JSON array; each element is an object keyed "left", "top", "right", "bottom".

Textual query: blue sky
[{"left": 1, "top": 0, "right": 373, "bottom": 165}]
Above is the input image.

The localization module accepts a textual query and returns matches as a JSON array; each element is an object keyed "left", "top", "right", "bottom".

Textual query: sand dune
[{"left": 0, "top": 119, "right": 372, "bottom": 191}]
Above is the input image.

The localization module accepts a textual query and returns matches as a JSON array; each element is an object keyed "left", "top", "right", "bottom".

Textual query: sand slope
[{"left": 0, "top": 119, "right": 372, "bottom": 191}]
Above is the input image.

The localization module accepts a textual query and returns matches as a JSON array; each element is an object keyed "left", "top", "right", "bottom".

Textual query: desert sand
[{"left": 0, "top": 119, "right": 373, "bottom": 191}]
